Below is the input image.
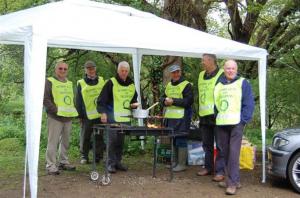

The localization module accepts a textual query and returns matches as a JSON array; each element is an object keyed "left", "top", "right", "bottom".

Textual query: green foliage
[
  {"left": 0, "top": 113, "right": 25, "bottom": 141},
  {"left": 244, "top": 128, "right": 276, "bottom": 149},
  {"left": 0, "top": 0, "right": 48, "bottom": 15},
  {"left": 123, "top": 136, "right": 154, "bottom": 156},
  {"left": 266, "top": 67, "right": 300, "bottom": 129}
]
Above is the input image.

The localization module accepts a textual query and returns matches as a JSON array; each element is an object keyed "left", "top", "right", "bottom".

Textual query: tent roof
[{"left": 0, "top": 0, "right": 267, "bottom": 60}]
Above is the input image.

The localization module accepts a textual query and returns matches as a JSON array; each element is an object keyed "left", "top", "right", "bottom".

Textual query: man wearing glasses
[{"left": 43, "top": 61, "right": 78, "bottom": 175}]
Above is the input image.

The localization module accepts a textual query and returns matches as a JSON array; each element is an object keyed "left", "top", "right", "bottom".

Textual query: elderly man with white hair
[
  {"left": 97, "top": 61, "right": 138, "bottom": 173},
  {"left": 214, "top": 60, "right": 254, "bottom": 195}
]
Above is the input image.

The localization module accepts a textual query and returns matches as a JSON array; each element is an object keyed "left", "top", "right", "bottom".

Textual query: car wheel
[{"left": 288, "top": 152, "right": 300, "bottom": 193}]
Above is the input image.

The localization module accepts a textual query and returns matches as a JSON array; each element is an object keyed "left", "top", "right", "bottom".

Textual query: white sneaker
[{"left": 80, "top": 159, "right": 88, "bottom": 164}]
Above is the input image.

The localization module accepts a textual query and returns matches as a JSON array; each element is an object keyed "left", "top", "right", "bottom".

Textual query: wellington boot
[{"left": 173, "top": 147, "right": 187, "bottom": 172}]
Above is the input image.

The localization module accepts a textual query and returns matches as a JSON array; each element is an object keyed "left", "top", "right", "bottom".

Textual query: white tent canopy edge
[{"left": 0, "top": 1, "right": 267, "bottom": 197}]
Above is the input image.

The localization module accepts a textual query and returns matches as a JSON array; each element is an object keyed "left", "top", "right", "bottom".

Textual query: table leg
[
  {"left": 92, "top": 128, "right": 96, "bottom": 172},
  {"left": 152, "top": 136, "right": 158, "bottom": 178},
  {"left": 105, "top": 126, "right": 109, "bottom": 178},
  {"left": 170, "top": 135, "right": 174, "bottom": 181}
]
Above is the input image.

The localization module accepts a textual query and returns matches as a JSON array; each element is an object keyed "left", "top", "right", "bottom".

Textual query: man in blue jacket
[{"left": 214, "top": 60, "right": 254, "bottom": 195}]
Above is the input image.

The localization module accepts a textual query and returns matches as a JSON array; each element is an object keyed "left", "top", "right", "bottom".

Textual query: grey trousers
[
  {"left": 46, "top": 116, "right": 72, "bottom": 171},
  {"left": 80, "top": 119, "right": 104, "bottom": 160},
  {"left": 201, "top": 124, "right": 225, "bottom": 175},
  {"left": 216, "top": 123, "right": 244, "bottom": 187}
]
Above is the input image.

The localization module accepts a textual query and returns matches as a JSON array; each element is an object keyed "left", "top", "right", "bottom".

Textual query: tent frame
[{"left": 0, "top": 1, "right": 267, "bottom": 197}]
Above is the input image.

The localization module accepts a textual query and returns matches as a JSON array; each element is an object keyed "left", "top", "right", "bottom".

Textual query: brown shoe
[
  {"left": 213, "top": 175, "right": 225, "bottom": 182},
  {"left": 196, "top": 168, "right": 211, "bottom": 176},
  {"left": 219, "top": 182, "right": 242, "bottom": 189},
  {"left": 225, "top": 186, "right": 237, "bottom": 195}
]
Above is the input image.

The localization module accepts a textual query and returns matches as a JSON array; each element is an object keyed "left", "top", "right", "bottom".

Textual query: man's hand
[
  {"left": 101, "top": 113, "right": 107, "bottom": 123},
  {"left": 130, "top": 102, "right": 140, "bottom": 109},
  {"left": 164, "top": 97, "right": 173, "bottom": 106}
]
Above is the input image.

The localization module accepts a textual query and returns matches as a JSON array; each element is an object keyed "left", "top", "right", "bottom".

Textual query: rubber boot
[
  {"left": 172, "top": 147, "right": 187, "bottom": 172},
  {"left": 166, "top": 147, "right": 177, "bottom": 169}
]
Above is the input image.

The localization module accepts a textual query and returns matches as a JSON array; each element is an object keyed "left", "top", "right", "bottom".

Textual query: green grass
[{"left": 0, "top": 138, "right": 25, "bottom": 180}]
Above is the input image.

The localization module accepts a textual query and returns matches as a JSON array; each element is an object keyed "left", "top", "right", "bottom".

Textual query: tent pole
[
  {"left": 23, "top": 32, "right": 48, "bottom": 198},
  {"left": 132, "top": 50, "right": 143, "bottom": 126},
  {"left": 258, "top": 57, "right": 267, "bottom": 183}
]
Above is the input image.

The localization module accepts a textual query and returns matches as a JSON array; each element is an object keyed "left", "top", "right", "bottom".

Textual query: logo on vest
[
  {"left": 200, "top": 93, "right": 206, "bottom": 104},
  {"left": 220, "top": 99, "right": 229, "bottom": 111},
  {"left": 64, "top": 96, "right": 72, "bottom": 105},
  {"left": 123, "top": 100, "right": 130, "bottom": 109}
]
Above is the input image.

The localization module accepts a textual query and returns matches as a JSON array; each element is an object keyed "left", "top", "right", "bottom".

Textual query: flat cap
[
  {"left": 84, "top": 60, "right": 96, "bottom": 68},
  {"left": 168, "top": 64, "right": 181, "bottom": 73}
]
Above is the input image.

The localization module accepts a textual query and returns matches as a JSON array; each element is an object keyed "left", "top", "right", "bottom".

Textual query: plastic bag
[{"left": 239, "top": 145, "right": 256, "bottom": 170}]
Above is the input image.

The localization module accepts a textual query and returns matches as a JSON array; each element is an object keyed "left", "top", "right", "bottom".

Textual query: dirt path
[{"left": 0, "top": 162, "right": 298, "bottom": 198}]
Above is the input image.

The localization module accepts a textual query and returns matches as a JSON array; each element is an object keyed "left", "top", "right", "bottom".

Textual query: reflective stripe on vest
[
  {"left": 164, "top": 80, "right": 189, "bottom": 119},
  {"left": 111, "top": 77, "right": 135, "bottom": 122},
  {"left": 77, "top": 77, "right": 105, "bottom": 120},
  {"left": 48, "top": 77, "right": 78, "bottom": 117},
  {"left": 214, "top": 77, "right": 244, "bottom": 125},
  {"left": 198, "top": 69, "right": 223, "bottom": 116}
]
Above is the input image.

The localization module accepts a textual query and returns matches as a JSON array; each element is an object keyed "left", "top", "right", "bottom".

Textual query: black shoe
[
  {"left": 116, "top": 163, "right": 128, "bottom": 171},
  {"left": 107, "top": 165, "right": 116, "bottom": 173},
  {"left": 95, "top": 156, "right": 102, "bottom": 164}
]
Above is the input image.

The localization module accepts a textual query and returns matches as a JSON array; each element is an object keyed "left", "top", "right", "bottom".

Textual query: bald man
[{"left": 214, "top": 60, "right": 254, "bottom": 195}]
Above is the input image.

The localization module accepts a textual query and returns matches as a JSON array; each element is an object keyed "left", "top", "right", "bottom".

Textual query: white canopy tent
[{"left": 0, "top": 0, "right": 268, "bottom": 197}]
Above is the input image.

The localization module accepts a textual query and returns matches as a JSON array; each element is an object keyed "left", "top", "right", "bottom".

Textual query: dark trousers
[
  {"left": 201, "top": 124, "right": 225, "bottom": 175},
  {"left": 80, "top": 119, "right": 104, "bottom": 160},
  {"left": 216, "top": 123, "right": 244, "bottom": 187},
  {"left": 107, "top": 130, "right": 125, "bottom": 166}
]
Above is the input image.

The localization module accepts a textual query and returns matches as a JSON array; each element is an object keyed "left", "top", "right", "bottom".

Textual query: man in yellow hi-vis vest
[
  {"left": 197, "top": 54, "right": 225, "bottom": 183},
  {"left": 76, "top": 61, "right": 105, "bottom": 165},
  {"left": 161, "top": 64, "right": 193, "bottom": 172},
  {"left": 214, "top": 60, "right": 254, "bottom": 195},
  {"left": 43, "top": 61, "right": 78, "bottom": 175},
  {"left": 97, "top": 61, "right": 138, "bottom": 173}
]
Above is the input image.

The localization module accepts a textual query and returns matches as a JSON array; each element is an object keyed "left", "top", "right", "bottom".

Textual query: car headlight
[{"left": 272, "top": 136, "right": 289, "bottom": 148}]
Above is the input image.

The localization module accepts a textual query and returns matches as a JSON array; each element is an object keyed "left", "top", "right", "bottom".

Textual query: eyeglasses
[{"left": 58, "top": 68, "right": 68, "bottom": 71}]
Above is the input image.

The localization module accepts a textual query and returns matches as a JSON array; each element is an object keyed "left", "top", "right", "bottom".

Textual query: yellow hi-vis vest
[
  {"left": 48, "top": 77, "right": 78, "bottom": 117},
  {"left": 77, "top": 77, "right": 105, "bottom": 120},
  {"left": 198, "top": 69, "right": 223, "bottom": 116},
  {"left": 164, "top": 80, "right": 189, "bottom": 119},
  {"left": 214, "top": 77, "right": 244, "bottom": 125},
  {"left": 111, "top": 77, "right": 135, "bottom": 122}
]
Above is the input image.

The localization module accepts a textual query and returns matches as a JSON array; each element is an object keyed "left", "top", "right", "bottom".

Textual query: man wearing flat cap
[
  {"left": 76, "top": 60, "right": 105, "bottom": 164},
  {"left": 161, "top": 64, "right": 193, "bottom": 172}
]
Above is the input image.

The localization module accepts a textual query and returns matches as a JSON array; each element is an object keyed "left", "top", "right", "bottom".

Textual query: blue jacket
[{"left": 216, "top": 74, "right": 255, "bottom": 125}]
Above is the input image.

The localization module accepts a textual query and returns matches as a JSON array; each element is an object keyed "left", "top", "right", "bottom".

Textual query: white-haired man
[
  {"left": 215, "top": 60, "right": 254, "bottom": 195},
  {"left": 97, "top": 61, "right": 138, "bottom": 173}
]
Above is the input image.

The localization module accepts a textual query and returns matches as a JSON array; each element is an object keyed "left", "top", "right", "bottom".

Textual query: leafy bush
[{"left": 244, "top": 128, "right": 276, "bottom": 149}]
